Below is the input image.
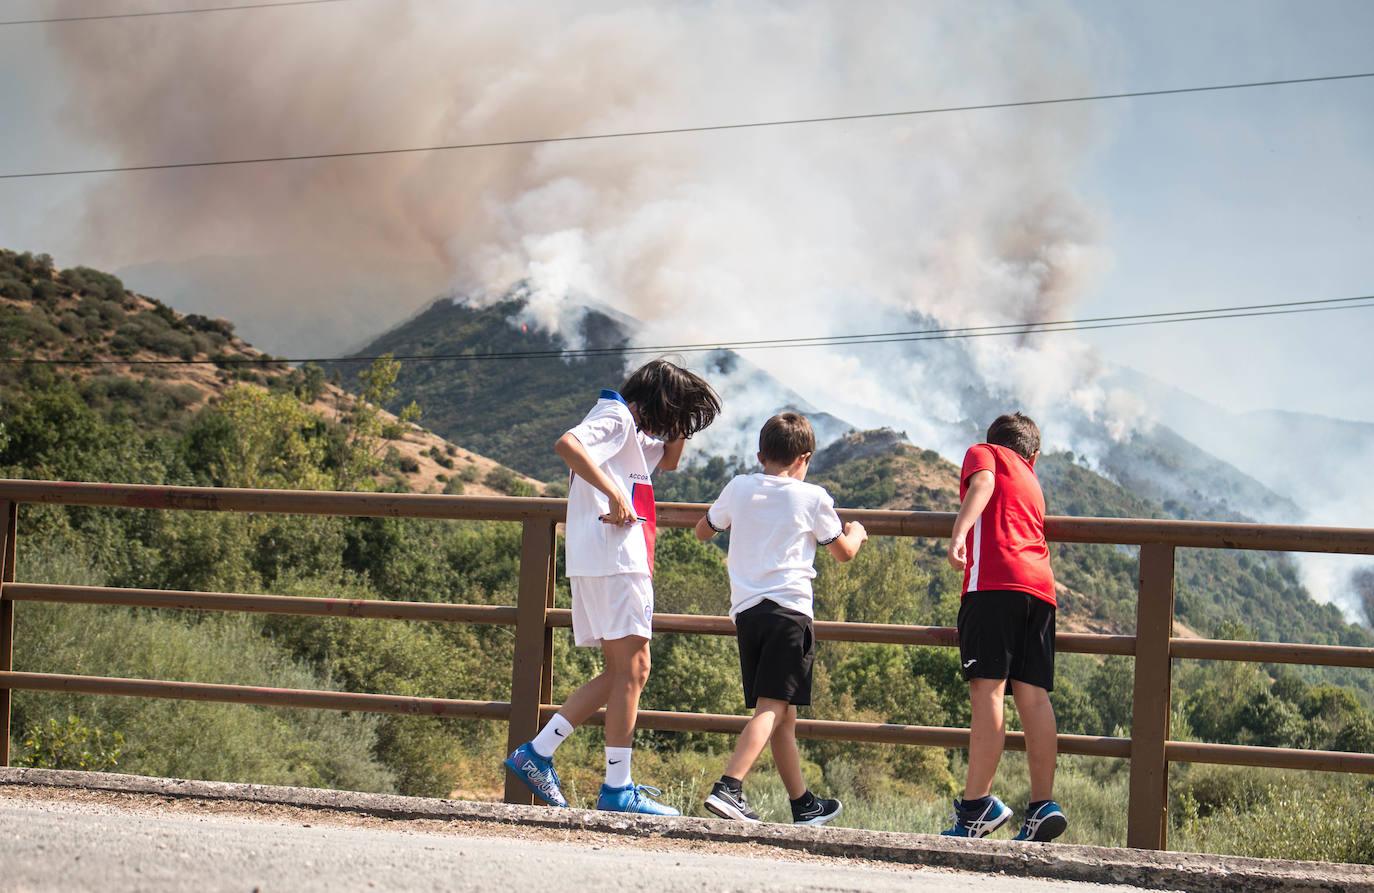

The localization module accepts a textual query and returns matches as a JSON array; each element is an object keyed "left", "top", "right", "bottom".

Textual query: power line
[
  {"left": 3, "top": 71, "right": 1372, "bottom": 180},
  {"left": 7, "top": 294, "right": 1371, "bottom": 367},
  {"left": 0, "top": 0, "right": 352, "bottom": 26}
]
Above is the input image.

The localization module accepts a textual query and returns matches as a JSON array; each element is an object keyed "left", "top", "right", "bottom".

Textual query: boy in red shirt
[{"left": 943, "top": 412, "right": 1066, "bottom": 842}]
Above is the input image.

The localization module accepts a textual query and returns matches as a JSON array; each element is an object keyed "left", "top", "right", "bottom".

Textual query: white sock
[
  {"left": 605, "top": 746, "right": 633, "bottom": 788},
  {"left": 530, "top": 713, "right": 575, "bottom": 758}
]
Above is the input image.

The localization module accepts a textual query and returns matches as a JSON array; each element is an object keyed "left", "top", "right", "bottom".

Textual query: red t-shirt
[{"left": 958, "top": 443, "right": 1055, "bottom": 606}]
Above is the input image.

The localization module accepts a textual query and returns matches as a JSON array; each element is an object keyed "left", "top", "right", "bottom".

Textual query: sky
[
  {"left": 0, "top": 1, "right": 1370, "bottom": 453},
  {"left": 1069, "top": 2, "right": 1374, "bottom": 422}
]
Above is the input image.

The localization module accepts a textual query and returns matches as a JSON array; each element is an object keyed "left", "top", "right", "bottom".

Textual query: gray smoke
[{"left": 46, "top": 0, "right": 1136, "bottom": 452}]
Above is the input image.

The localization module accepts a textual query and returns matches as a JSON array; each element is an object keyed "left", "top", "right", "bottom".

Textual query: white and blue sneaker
[
  {"left": 940, "top": 795, "right": 1013, "bottom": 838},
  {"left": 596, "top": 782, "right": 680, "bottom": 816},
  {"left": 1012, "top": 800, "right": 1067, "bottom": 842},
  {"left": 503, "top": 742, "right": 567, "bottom": 807}
]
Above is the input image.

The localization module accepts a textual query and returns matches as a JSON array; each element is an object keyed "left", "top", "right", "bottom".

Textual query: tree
[
  {"left": 186, "top": 385, "right": 330, "bottom": 490},
  {"left": 297, "top": 362, "right": 327, "bottom": 404},
  {"left": 336, "top": 355, "right": 421, "bottom": 490}
]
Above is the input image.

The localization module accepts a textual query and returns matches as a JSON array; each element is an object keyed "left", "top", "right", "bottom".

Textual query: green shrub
[
  {"left": 31, "top": 280, "right": 62, "bottom": 306},
  {"left": 11, "top": 600, "right": 397, "bottom": 794},
  {"left": 0, "top": 279, "right": 32, "bottom": 302},
  {"left": 17, "top": 715, "right": 124, "bottom": 772},
  {"left": 483, "top": 466, "right": 518, "bottom": 494},
  {"left": 14, "top": 251, "right": 55, "bottom": 277},
  {"left": 1173, "top": 768, "right": 1374, "bottom": 863},
  {"left": 62, "top": 266, "right": 125, "bottom": 302}
]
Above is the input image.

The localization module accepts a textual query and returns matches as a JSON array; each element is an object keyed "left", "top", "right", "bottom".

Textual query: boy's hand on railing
[{"left": 845, "top": 520, "right": 868, "bottom": 543}]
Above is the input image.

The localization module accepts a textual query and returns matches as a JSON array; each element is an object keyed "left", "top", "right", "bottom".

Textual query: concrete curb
[{"left": 3, "top": 767, "right": 1371, "bottom": 893}]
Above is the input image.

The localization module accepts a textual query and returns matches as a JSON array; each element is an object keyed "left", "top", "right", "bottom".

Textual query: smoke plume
[{"left": 46, "top": 0, "right": 1134, "bottom": 454}]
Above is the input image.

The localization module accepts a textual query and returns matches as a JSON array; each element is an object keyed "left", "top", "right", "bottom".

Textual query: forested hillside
[
  {"left": 2, "top": 248, "right": 1372, "bottom": 862},
  {"left": 321, "top": 297, "right": 633, "bottom": 483}
]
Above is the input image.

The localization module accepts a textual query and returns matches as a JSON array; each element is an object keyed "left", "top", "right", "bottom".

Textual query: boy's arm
[
  {"left": 948, "top": 470, "right": 995, "bottom": 569},
  {"left": 554, "top": 432, "right": 635, "bottom": 525},
  {"left": 657, "top": 438, "right": 686, "bottom": 472},
  {"left": 693, "top": 514, "right": 717, "bottom": 542},
  {"left": 825, "top": 520, "right": 868, "bottom": 562}
]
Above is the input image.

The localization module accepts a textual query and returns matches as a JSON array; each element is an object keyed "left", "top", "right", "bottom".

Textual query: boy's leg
[
  {"left": 524, "top": 634, "right": 649, "bottom": 755},
  {"left": 769, "top": 707, "right": 842, "bottom": 826},
  {"left": 600, "top": 634, "right": 652, "bottom": 747},
  {"left": 553, "top": 670, "right": 614, "bottom": 728},
  {"left": 964, "top": 676, "right": 1008, "bottom": 800},
  {"left": 722, "top": 698, "right": 791, "bottom": 787},
  {"left": 704, "top": 699, "right": 789, "bottom": 822},
  {"left": 594, "top": 634, "right": 678, "bottom": 816},
  {"left": 767, "top": 704, "right": 805, "bottom": 800},
  {"left": 1010, "top": 680, "right": 1057, "bottom": 802}
]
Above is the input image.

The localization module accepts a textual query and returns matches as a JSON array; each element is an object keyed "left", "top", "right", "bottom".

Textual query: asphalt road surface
[{"left": 0, "top": 792, "right": 1165, "bottom": 893}]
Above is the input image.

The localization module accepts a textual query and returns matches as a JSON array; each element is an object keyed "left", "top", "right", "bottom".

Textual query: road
[{"left": 0, "top": 791, "right": 1162, "bottom": 893}]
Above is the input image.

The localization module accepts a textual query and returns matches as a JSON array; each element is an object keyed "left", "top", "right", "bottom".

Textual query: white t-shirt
[
  {"left": 705, "top": 473, "right": 844, "bottom": 620},
  {"left": 564, "top": 390, "right": 666, "bottom": 578}
]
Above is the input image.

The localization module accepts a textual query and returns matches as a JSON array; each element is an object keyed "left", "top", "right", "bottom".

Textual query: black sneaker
[
  {"left": 793, "top": 796, "right": 842, "bottom": 826},
  {"left": 703, "top": 781, "right": 762, "bottom": 822}
]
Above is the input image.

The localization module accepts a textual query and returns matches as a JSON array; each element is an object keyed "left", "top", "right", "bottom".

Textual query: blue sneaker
[
  {"left": 596, "top": 783, "right": 680, "bottom": 816},
  {"left": 1012, "top": 800, "right": 1067, "bottom": 842},
  {"left": 503, "top": 742, "right": 567, "bottom": 807},
  {"left": 940, "top": 795, "right": 1012, "bottom": 838}
]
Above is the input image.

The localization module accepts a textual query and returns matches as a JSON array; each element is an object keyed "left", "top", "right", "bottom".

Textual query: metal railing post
[
  {"left": 1, "top": 501, "right": 17, "bottom": 766},
  {"left": 503, "top": 518, "right": 557, "bottom": 804},
  {"left": 1127, "top": 542, "right": 1176, "bottom": 849}
]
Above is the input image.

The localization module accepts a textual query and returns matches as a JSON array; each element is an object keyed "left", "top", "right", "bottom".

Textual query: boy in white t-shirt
[
  {"left": 504, "top": 359, "right": 720, "bottom": 815},
  {"left": 694, "top": 412, "right": 867, "bottom": 825}
]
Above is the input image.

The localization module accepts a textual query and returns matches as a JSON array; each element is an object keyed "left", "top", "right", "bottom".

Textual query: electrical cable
[
  {"left": 5, "top": 294, "right": 1370, "bottom": 366},
  {"left": 2, "top": 71, "right": 1371, "bottom": 180},
  {"left": 0, "top": 0, "right": 351, "bottom": 27}
]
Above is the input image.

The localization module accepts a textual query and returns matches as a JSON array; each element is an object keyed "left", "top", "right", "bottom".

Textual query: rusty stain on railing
[{"left": 0, "top": 480, "right": 1372, "bottom": 852}]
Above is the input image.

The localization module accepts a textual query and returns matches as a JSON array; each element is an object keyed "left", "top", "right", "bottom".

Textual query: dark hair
[
  {"left": 758, "top": 412, "right": 815, "bottom": 466},
  {"left": 619, "top": 359, "right": 721, "bottom": 440},
  {"left": 986, "top": 412, "right": 1040, "bottom": 461}
]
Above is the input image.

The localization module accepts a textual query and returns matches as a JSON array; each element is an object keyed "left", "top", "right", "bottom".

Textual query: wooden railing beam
[
  {"left": 1127, "top": 543, "right": 1176, "bottom": 850},
  {"left": 504, "top": 519, "right": 557, "bottom": 805},
  {"left": 0, "top": 501, "right": 15, "bottom": 766}
]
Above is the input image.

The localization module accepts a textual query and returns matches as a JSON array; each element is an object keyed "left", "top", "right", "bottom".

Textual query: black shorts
[
  {"left": 735, "top": 599, "right": 814, "bottom": 708},
  {"left": 957, "top": 590, "right": 1056, "bottom": 691}
]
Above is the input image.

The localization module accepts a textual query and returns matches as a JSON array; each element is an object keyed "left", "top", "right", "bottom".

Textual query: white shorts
[{"left": 570, "top": 573, "right": 654, "bottom": 647}]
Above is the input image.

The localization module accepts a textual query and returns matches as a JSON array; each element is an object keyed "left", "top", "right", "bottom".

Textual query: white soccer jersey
[
  {"left": 564, "top": 390, "right": 666, "bottom": 578},
  {"left": 705, "top": 473, "right": 844, "bottom": 620}
]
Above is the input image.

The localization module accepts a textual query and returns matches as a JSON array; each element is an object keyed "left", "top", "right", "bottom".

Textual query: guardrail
[{"left": 0, "top": 479, "right": 1371, "bottom": 851}]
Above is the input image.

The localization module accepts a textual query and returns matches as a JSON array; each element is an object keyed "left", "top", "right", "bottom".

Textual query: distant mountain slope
[
  {"left": 325, "top": 295, "right": 853, "bottom": 481},
  {"left": 323, "top": 297, "right": 630, "bottom": 483},
  {"left": 1109, "top": 366, "right": 1374, "bottom": 526},
  {"left": 0, "top": 248, "right": 538, "bottom": 497},
  {"left": 1096, "top": 423, "right": 1302, "bottom": 522}
]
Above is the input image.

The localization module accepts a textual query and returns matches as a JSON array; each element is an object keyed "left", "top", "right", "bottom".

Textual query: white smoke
[{"left": 45, "top": 0, "right": 1133, "bottom": 452}]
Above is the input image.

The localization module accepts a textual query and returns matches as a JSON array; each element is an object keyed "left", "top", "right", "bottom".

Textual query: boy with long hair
[{"left": 505, "top": 359, "right": 720, "bottom": 815}]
